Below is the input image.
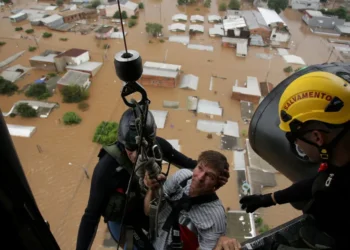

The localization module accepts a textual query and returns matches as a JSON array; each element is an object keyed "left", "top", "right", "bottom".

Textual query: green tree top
[
  {"left": 145, "top": 23, "right": 163, "bottom": 37},
  {"left": 268, "top": 0, "right": 288, "bottom": 14}
]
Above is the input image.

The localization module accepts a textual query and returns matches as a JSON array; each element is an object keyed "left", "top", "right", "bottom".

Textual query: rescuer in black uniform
[
  {"left": 76, "top": 108, "right": 229, "bottom": 250},
  {"left": 240, "top": 72, "right": 350, "bottom": 250}
]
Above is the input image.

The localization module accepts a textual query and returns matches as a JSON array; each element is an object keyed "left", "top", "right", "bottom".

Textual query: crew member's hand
[
  {"left": 218, "top": 169, "right": 230, "bottom": 188},
  {"left": 239, "top": 194, "right": 275, "bottom": 213},
  {"left": 144, "top": 171, "right": 165, "bottom": 190},
  {"left": 214, "top": 236, "right": 241, "bottom": 250}
]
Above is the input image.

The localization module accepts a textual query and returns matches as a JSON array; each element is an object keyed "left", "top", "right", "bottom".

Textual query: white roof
[
  {"left": 283, "top": 55, "right": 306, "bottom": 65},
  {"left": 143, "top": 69, "right": 178, "bottom": 78},
  {"left": 187, "top": 44, "right": 214, "bottom": 52},
  {"left": 196, "top": 120, "right": 239, "bottom": 136},
  {"left": 258, "top": 7, "right": 286, "bottom": 25},
  {"left": 223, "top": 17, "right": 246, "bottom": 30},
  {"left": 45, "top": 6, "right": 58, "bottom": 10},
  {"left": 189, "top": 24, "right": 204, "bottom": 32},
  {"left": 224, "top": 121, "right": 239, "bottom": 137},
  {"left": 7, "top": 124, "right": 36, "bottom": 138},
  {"left": 144, "top": 61, "right": 181, "bottom": 71},
  {"left": 10, "top": 12, "right": 27, "bottom": 19},
  {"left": 168, "top": 23, "right": 186, "bottom": 31},
  {"left": 110, "top": 31, "right": 127, "bottom": 39},
  {"left": 66, "top": 61, "right": 103, "bottom": 71},
  {"left": 336, "top": 25, "right": 350, "bottom": 34},
  {"left": 277, "top": 48, "right": 289, "bottom": 56},
  {"left": 172, "top": 13, "right": 187, "bottom": 21},
  {"left": 197, "top": 99, "right": 223, "bottom": 116},
  {"left": 233, "top": 150, "right": 246, "bottom": 171},
  {"left": 190, "top": 15, "right": 204, "bottom": 22},
  {"left": 0, "top": 64, "right": 31, "bottom": 82},
  {"left": 305, "top": 10, "right": 323, "bottom": 17},
  {"left": 169, "top": 35, "right": 190, "bottom": 44},
  {"left": 30, "top": 54, "right": 57, "bottom": 63},
  {"left": 209, "top": 27, "right": 224, "bottom": 36},
  {"left": 237, "top": 41, "right": 248, "bottom": 55},
  {"left": 232, "top": 76, "right": 261, "bottom": 97},
  {"left": 197, "top": 120, "right": 225, "bottom": 134},
  {"left": 187, "top": 96, "right": 198, "bottom": 110},
  {"left": 149, "top": 110, "right": 168, "bottom": 129},
  {"left": 179, "top": 74, "right": 199, "bottom": 90},
  {"left": 41, "top": 14, "right": 62, "bottom": 24},
  {"left": 208, "top": 15, "right": 221, "bottom": 22},
  {"left": 123, "top": 1, "right": 138, "bottom": 11},
  {"left": 57, "top": 70, "right": 90, "bottom": 86}
]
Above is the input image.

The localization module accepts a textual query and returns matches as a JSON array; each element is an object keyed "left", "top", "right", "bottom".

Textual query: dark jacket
[
  {"left": 76, "top": 136, "right": 197, "bottom": 250},
  {"left": 274, "top": 163, "right": 350, "bottom": 249}
]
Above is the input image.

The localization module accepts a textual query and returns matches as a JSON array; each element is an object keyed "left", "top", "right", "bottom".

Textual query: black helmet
[{"left": 118, "top": 108, "right": 157, "bottom": 150}]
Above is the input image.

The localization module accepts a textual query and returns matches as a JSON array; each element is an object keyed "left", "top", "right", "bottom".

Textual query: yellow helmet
[{"left": 278, "top": 71, "right": 350, "bottom": 133}]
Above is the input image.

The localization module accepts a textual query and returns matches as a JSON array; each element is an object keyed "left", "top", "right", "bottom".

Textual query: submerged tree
[
  {"left": 228, "top": 0, "right": 240, "bottom": 10},
  {"left": 145, "top": 23, "right": 163, "bottom": 37},
  {"left": 268, "top": 0, "right": 288, "bottom": 14}
]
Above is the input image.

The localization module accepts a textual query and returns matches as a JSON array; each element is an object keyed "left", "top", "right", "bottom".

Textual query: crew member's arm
[
  {"left": 156, "top": 136, "right": 197, "bottom": 169},
  {"left": 76, "top": 153, "right": 120, "bottom": 250},
  {"left": 240, "top": 176, "right": 317, "bottom": 213},
  {"left": 273, "top": 176, "right": 316, "bottom": 204}
]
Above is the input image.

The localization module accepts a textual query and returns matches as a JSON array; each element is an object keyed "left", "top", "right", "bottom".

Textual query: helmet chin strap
[{"left": 300, "top": 122, "right": 350, "bottom": 165}]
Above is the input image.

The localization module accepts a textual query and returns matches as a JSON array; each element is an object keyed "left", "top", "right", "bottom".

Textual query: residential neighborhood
[{"left": 0, "top": 0, "right": 349, "bottom": 249}]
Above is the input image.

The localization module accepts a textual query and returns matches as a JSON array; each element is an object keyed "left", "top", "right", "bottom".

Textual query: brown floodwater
[{"left": 0, "top": 0, "right": 347, "bottom": 249}]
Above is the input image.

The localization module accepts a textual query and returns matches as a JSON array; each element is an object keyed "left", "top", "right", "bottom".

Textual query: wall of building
[
  {"left": 63, "top": 13, "right": 86, "bottom": 23},
  {"left": 270, "top": 28, "right": 290, "bottom": 42},
  {"left": 54, "top": 57, "right": 66, "bottom": 72},
  {"left": 10, "top": 13, "right": 28, "bottom": 22},
  {"left": 140, "top": 75, "right": 176, "bottom": 88},
  {"left": 65, "top": 51, "right": 90, "bottom": 66},
  {"left": 303, "top": 14, "right": 345, "bottom": 28},
  {"left": 95, "top": 29, "right": 113, "bottom": 39},
  {"left": 231, "top": 92, "right": 261, "bottom": 103},
  {"left": 250, "top": 28, "right": 271, "bottom": 40},
  {"left": 291, "top": 0, "right": 320, "bottom": 10},
  {"left": 29, "top": 60, "right": 57, "bottom": 71},
  {"left": 120, "top": 5, "right": 137, "bottom": 17},
  {"left": 46, "top": 17, "right": 64, "bottom": 28}
]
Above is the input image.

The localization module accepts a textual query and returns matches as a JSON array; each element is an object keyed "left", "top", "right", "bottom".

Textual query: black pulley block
[{"left": 114, "top": 50, "right": 143, "bottom": 82}]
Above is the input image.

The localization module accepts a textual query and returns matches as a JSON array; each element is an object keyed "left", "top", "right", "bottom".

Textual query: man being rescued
[{"left": 144, "top": 150, "right": 241, "bottom": 250}]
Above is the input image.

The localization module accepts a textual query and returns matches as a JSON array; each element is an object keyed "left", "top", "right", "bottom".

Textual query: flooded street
[{"left": 0, "top": 0, "right": 346, "bottom": 249}]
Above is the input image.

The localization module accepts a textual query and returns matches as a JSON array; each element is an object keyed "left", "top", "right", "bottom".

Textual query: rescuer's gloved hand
[{"left": 239, "top": 194, "right": 275, "bottom": 213}]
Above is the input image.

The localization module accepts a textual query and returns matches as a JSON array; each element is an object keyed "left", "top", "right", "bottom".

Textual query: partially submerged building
[
  {"left": 29, "top": 50, "right": 61, "bottom": 71},
  {"left": 140, "top": 61, "right": 181, "bottom": 88},
  {"left": 223, "top": 15, "right": 250, "bottom": 38},
  {"left": 95, "top": 25, "right": 114, "bottom": 39},
  {"left": 258, "top": 7, "right": 291, "bottom": 43},
  {"left": 172, "top": 14, "right": 187, "bottom": 22},
  {"left": 240, "top": 10, "right": 270, "bottom": 41},
  {"left": 66, "top": 61, "right": 103, "bottom": 77},
  {"left": 290, "top": 0, "right": 320, "bottom": 10},
  {"left": 302, "top": 10, "right": 345, "bottom": 30},
  {"left": 189, "top": 24, "right": 204, "bottom": 33},
  {"left": 209, "top": 25, "right": 224, "bottom": 37},
  {"left": 208, "top": 15, "right": 221, "bottom": 23},
  {"left": 57, "top": 70, "right": 91, "bottom": 91},
  {"left": 190, "top": 15, "right": 204, "bottom": 23},
  {"left": 54, "top": 48, "right": 90, "bottom": 72},
  {"left": 168, "top": 23, "right": 186, "bottom": 32},
  {"left": 0, "top": 65, "right": 31, "bottom": 83},
  {"left": 41, "top": 14, "right": 64, "bottom": 28},
  {"left": 9, "top": 12, "right": 28, "bottom": 22},
  {"left": 232, "top": 76, "right": 262, "bottom": 103}
]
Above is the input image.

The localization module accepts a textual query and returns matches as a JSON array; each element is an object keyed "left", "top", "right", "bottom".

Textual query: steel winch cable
[{"left": 113, "top": 1, "right": 163, "bottom": 248}]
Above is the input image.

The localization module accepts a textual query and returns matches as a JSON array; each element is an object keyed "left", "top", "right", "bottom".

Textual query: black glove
[{"left": 239, "top": 194, "right": 275, "bottom": 213}]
